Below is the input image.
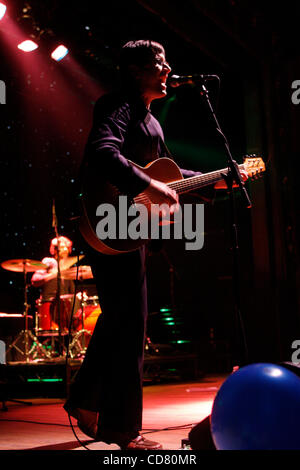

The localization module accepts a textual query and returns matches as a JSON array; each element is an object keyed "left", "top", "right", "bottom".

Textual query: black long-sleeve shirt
[{"left": 80, "top": 91, "right": 200, "bottom": 199}]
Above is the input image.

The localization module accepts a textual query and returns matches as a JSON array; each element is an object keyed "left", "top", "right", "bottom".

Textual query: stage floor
[{"left": 0, "top": 375, "right": 226, "bottom": 451}]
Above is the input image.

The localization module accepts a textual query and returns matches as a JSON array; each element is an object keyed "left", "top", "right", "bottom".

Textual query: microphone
[{"left": 168, "top": 74, "right": 219, "bottom": 88}]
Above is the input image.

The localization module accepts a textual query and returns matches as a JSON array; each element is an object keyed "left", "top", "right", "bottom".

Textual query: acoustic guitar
[{"left": 79, "top": 155, "right": 265, "bottom": 255}]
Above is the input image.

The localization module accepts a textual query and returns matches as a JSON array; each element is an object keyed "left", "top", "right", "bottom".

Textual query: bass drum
[{"left": 35, "top": 294, "right": 74, "bottom": 336}]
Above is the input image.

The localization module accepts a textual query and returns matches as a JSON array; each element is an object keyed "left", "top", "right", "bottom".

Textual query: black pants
[{"left": 65, "top": 242, "right": 148, "bottom": 443}]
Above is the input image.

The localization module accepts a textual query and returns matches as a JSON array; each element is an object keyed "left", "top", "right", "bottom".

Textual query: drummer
[
  {"left": 31, "top": 236, "right": 77, "bottom": 331},
  {"left": 31, "top": 236, "right": 75, "bottom": 300}
]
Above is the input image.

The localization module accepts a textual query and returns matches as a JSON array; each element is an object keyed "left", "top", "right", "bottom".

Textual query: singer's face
[{"left": 137, "top": 52, "right": 171, "bottom": 106}]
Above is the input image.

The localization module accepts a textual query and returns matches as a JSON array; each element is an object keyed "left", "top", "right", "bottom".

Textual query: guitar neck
[{"left": 168, "top": 164, "right": 244, "bottom": 194}]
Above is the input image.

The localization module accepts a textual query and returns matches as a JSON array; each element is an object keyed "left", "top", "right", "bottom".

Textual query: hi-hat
[
  {"left": 61, "top": 265, "right": 93, "bottom": 280},
  {"left": 1, "top": 259, "right": 47, "bottom": 273}
]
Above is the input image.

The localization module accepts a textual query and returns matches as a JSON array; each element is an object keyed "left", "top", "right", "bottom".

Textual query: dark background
[{"left": 0, "top": 0, "right": 299, "bottom": 372}]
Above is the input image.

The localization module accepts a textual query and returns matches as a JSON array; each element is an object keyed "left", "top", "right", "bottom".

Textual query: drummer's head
[{"left": 50, "top": 236, "right": 73, "bottom": 258}]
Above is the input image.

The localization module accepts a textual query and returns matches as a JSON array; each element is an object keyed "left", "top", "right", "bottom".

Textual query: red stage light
[
  {"left": 51, "top": 45, "right": 69, "bottom": 61},
  {"left": 0, "top": 3, "right": 6, "bottom": 21},
  {"left": 17, "top": 40, "right": 39, "bottom": 52}
]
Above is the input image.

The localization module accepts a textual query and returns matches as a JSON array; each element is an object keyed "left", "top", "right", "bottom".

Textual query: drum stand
[
  {"left": 6, "top": 263, "right": 52, "bottom": 363},
  {"left": 68, "top": 329, "right": 91, "bottom": 358},
  {"left": 35, "top": 330, "right": 68, "bottom": 360},
  {"left": 68, "top": 294, "right": 91, "bottom": 359}
]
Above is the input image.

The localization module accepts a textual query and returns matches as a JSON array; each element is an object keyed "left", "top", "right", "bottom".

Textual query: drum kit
[{"left": 0, "top": 258, "right": 101, "bottom": 362}]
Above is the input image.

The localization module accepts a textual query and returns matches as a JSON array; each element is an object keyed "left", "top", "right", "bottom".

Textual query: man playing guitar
[{"left": 63, "top": 39, "right": 249, "bottom": 450}]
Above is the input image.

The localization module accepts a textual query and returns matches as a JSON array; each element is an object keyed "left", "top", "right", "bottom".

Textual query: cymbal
[
  {"left": 61, "top": 265, "right": 93, "bottom": 280},
  {"left": 1, "top": 259, "right": 47, "bottom": 273},
  {"left": 59, "top": 255, "right": 85, "bottom": 271}
]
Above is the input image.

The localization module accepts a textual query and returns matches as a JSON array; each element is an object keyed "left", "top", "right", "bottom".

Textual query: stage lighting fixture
[
  {"left": 51, "top": 45, "right": 69, "bottom": 61},
  {"left": 17, "top": 39, "right": 39, "bottom": 52},
  {"left": 0, "top": 2, "right": 6, "bottom": 20}
]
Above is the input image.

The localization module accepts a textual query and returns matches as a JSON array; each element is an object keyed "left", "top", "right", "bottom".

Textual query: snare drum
[{"left": 35, "top": 294, "right": 74, "bottom": 336}]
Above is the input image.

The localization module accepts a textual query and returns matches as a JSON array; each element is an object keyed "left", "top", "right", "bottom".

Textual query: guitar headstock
[{"left": 242, "top": 154, "right": 266, "bottom": 179}]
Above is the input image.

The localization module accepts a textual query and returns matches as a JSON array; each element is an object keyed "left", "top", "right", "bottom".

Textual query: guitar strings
[
  {"left": 134, "top": 169, "right": 228, "bottom": 205},
  {"left": 133, "top": 160, "right": 263, "bottom": 205}
]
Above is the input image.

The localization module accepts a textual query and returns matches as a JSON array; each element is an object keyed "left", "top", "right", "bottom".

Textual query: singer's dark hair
[
  {"left": 120, "top": 40, "right": 165, "bottom": 67},
  {"left": 119, "top": 40, "right": 165, "bottom": 86}
]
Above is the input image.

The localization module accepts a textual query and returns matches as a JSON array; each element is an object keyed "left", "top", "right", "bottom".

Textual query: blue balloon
[{"left": 210, "top": 363, "right": 300, "bottom": 449}]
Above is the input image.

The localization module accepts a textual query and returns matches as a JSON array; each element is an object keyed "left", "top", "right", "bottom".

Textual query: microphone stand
[
  {"left": 197, "top": 78, "right": 251, "bottom": 366},
  {"left": 52, "top": 199, "right": 63, "bottom": 357}
]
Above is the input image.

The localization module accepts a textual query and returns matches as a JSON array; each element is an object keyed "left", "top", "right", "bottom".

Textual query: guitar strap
[
  {"left": 159, "top": 137, "right": 174, "bottom": 160},
  {"left": 142, "top": 115, "right": 158, "bottom": 161},
  {"left": 142, "top": 112, "right": 174, "bottom": 161}
]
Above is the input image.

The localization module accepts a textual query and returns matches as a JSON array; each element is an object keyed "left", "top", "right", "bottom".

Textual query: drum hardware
[
  {"left": 58, "top": 264, "right": 93, "bottom": 357},
  {"left": 1, "top": 259, "right": 47, "bottom": 273},
  {"left": 0, "top": 313, "right": 35, "bottom": 409},
  {"left": 34, "top": 294, "right": 75, "bottom": 358},
  {"left": 35, "top": 334, "right": 68, "bottom": 359},
  {"left": 50, "top": 243, "right": 86, "bottom": 357},
  {"left": 31, "top": 261, "right": 92, "bottom": 359},
  {"left": 68, "top": 294, "right": 101, "bottom": 358},
  {"left": 1, "top": 259, "right": 53, "bottom": 362},
  {"left": 35, "top": 294, "right": 74, "bottom": 335},
  {"left": 60, "top": 255, "right": 85, "bottom": 272},
  {"left": 50, "top": 256, "right": 86, "bottom": 353},
  {"left": 1, "top": 256, "right": 96, "bottom": 362},
  {"left": 50, "top": 211, "right": 81, "bottom": 357},
  {"left": 68, "top": 328, "right": 92, "bottom": 359},
  {"left": 30, "top": 249, "right": 86, "bottom": 358},
  {"left": 68, "top": 291, "right": 91, "bottom": 358},
  {"left": 61, "top": 265, "right": 93, "bottom": 281}
]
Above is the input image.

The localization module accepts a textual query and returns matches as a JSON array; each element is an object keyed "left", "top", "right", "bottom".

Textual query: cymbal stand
[
  {"left": 68, "top": 292, "right": 91, "bottom": 358},
  {"left": 6, "top": 262, "right": 52, "bottom": 363}
]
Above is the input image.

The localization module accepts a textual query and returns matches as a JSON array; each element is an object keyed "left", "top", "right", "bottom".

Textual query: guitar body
[{"left": 79, "top": 158, "right": 183, "bottom": 255}]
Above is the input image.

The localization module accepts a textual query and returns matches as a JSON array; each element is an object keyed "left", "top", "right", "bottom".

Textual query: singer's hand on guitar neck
[
  {"left": 214, "top": 169, "right": 249, "bottom": 190},
  {"left": 143, "top": 178, "right": 179, "bottom": 214}
]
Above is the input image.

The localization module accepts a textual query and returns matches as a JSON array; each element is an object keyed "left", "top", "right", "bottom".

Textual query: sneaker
[{"left": 122, "top": 435, "right": 162, "bottom": 450}]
